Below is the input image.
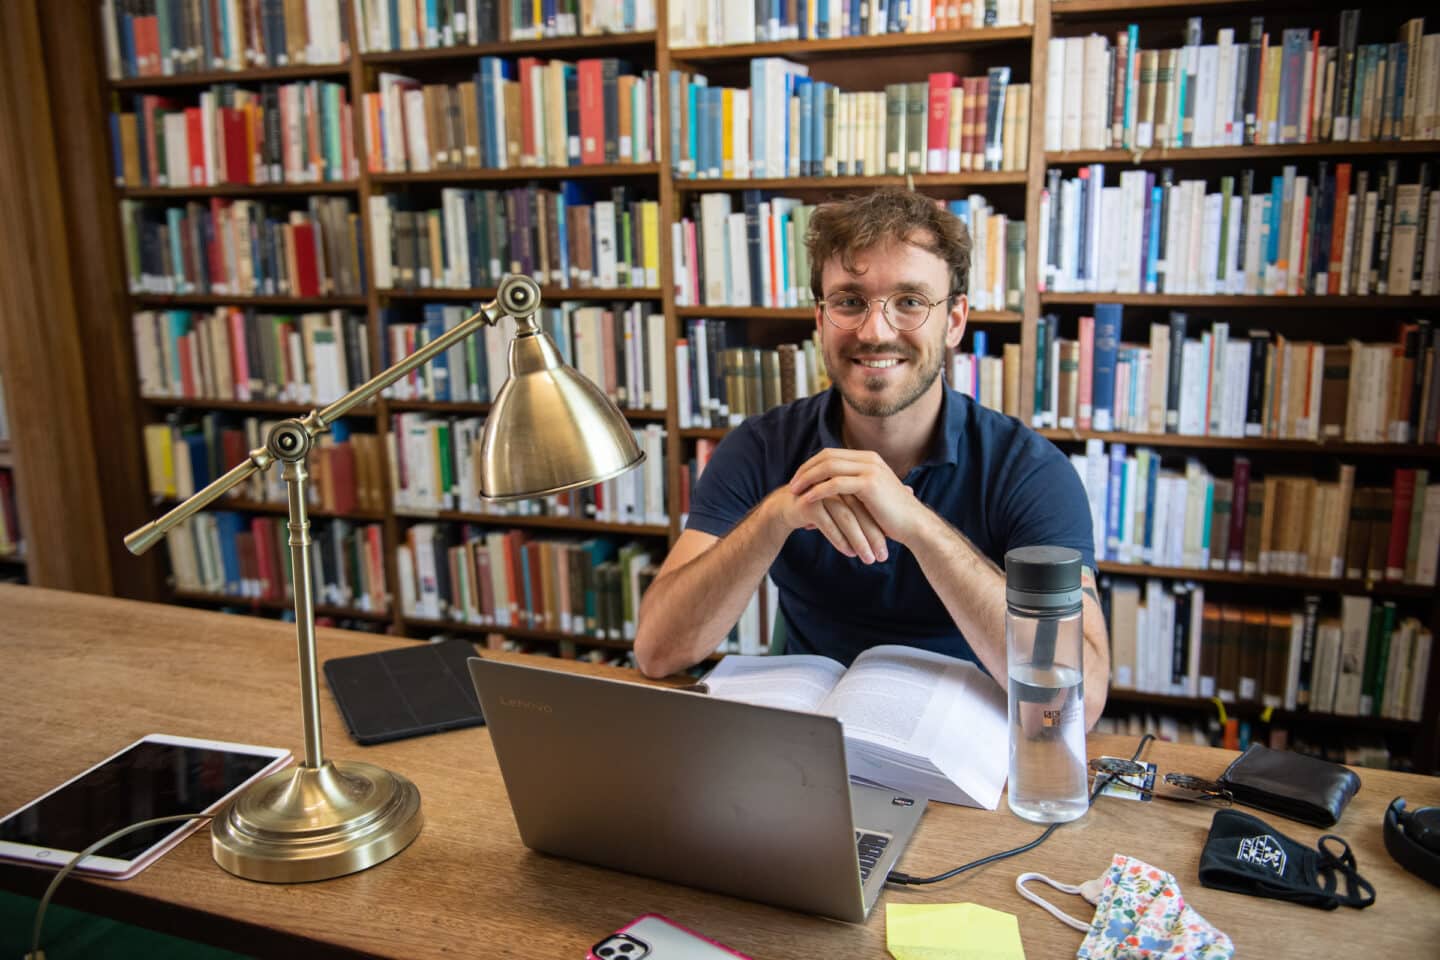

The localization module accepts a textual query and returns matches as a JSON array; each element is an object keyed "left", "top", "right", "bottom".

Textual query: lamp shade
[{"left": 478, "top": 326, "right": 644, "bottom": 500}]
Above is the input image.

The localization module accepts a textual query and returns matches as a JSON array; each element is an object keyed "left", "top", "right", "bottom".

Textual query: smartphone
[
  {"left": 588, "top": 914, "right": 753, "bottom": 960},
  {"left": 0, "top": 733, "right": 291, "bottom": 879}
]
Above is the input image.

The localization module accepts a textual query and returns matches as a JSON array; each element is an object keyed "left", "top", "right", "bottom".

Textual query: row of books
[
  {"left": 111, "top": 83, "right": 357, "bottom": 188},
  {"left": 121, "top": 196, "right": 365, "bottom": 297},
  {"left": 389, "top": 414, "right": 668, "bottom": 523},
  {"left": 353, "top": 0, "right": 499, "bottom": 49},
  {"left": 1037, "top": 161, "right": 1439, "bottom": 297},
  {"left": 100, "top": 0, "right": 351, "bottom": 79},
  {"left": 396, "top": 524, "right": 652, "bottom": 639},
  {"left": 132, "top": 309, "right": 372, "bottom": 404},
  {"left": 1033, "top": 308, "right": 1440, "bottom": 446},
  {"left": 367, "top": 186, "right": 661, "bottom": 291},
  {"left": 381, "top": 301, "right": 668, "bottom": 409},
  {"left": 368, "top": 59, "right": 659, "bottom": 174},
  {"left": 667, "top": 0, "right": 1032, "bottom": 46},
  {"left": 164, "top": 512, "right": 389, "bottom": 612},
  {"left": 1096, "top": 711, "right": 1400, "bottom": 771},
  {"left": 142, "top": 415, "right": 386, "bottom": 514},
  {"left": 1046, "top": 14, "right": 1439, "bottom": 153},
  {"left": 1103, "top": 581, "right": 1431, "bottom": 723},
  {"left": 1071, "top": 440, "right": 1440, "bottom": 587},
  {"left": 674, "top": 192, "right": 1022, "bottom": 313},
  {"left": 670, "top": 67, "right": 1030, "bottom": 182},
  {"left": 0, "top": 470, "right": 19, "bottom": 559}
]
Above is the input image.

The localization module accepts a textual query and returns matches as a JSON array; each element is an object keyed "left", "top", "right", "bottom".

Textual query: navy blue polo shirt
[{"left": 685, "top": 386, "right": 1096, "bottom": 667}]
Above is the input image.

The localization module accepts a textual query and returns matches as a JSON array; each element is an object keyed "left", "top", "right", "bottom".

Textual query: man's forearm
[
  {"left": 904, "top": 514, "right": 1010, "bottom": 683},
  {"left": 634, "top": 497, "right": 791, "bottom": 678}
]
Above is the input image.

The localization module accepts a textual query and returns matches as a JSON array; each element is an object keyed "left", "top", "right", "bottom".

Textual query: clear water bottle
[{"left": 1005, "top": 545, "right": 1088, "bottom": 823}]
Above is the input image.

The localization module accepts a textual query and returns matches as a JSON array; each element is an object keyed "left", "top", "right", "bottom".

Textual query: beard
[{"left": 829, "top": 340, "right": 946, "bottom": 418}]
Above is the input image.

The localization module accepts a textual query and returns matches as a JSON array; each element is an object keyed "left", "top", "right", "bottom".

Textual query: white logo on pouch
[{"left": 1237, "top": 834, "right": 1287, "bottom": 874}]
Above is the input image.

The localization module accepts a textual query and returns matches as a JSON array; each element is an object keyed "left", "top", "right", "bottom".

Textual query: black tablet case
[{"left": 323, "top": 637, "right": 486, "bottom": 744}]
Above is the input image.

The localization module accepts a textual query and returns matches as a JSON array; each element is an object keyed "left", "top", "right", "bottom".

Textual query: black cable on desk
[{"left": 886, "top": 733, "right": 1156, "bottom": 886}]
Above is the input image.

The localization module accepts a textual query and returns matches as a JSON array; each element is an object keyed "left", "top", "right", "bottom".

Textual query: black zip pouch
[
  {"left": 1199, "top": 809, "right": 1375, "bottom": 910},
  {"left": 1216, "top": 743, "right": 1360, "bottom": 827}
]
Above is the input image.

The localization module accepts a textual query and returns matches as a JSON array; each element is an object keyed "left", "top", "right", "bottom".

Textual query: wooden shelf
[
  {"left": 139, "top": 396, "right": 378, "bottom": 415},
  {"left": 1038, "top": 293, "right": 1440, "bottom": 309},
  {"left": 131, "top": 293, "right": 368, "bottom": 308},
  {"left": 673, "top": 305, "right": 1022, "bottom": 323},
  {"left": 371, "top": 163, "right": 660, "bottom": 186},
  {"left": 1095, "top": 560, "right": 1436, "bottom": 597},
  {"left": 388, "top": 399, "right": 665, "bottom": 421},
  {"left": 110, "top": 62, "right": 351, "bottom": 90},
  {"left": 1039, "top": 428, "right": 1440, "bottom": 459},
  {"left": 1104, "top": 689, "right": 1422, "bottom": 732},
  {"left": 170, "top": 589, "right": 392, "bottom": 623},
  {"left": 360, "top": 31, "right": 657, "bottom": 64},
  {"left": 668, "top": 26, "right": 1032, "bottom": 62},
  {"left": 1047, "top": 141, "right": 1440, "bottom": 165},
  {"left": 379, "top": 286, "right": 664, "bottom": 302},
  {"left": 156, "top": 497, "right": 385, "bottom": 522},
  {"left": 673, "top": 172, "right": 1028, "bottom": 191},
  {"left": 119, "top": 181, "right": 358, "bottom": 199},
  {"left": 394, "top": 509, "right": 669, "bottom": 537}
]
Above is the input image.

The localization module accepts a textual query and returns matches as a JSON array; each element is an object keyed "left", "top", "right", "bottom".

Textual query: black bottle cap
[{"left": 1004, "top": 545, "right": 1083, "bottom": 613}]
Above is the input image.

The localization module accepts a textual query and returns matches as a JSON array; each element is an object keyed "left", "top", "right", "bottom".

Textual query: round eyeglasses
[{"left": 819, "top": 292, "right": 954, "bottom": 332}]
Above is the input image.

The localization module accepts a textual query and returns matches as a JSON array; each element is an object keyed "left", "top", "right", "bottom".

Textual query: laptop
[{"left": 467, "top": 657, "right": 925, "bottom": 923}]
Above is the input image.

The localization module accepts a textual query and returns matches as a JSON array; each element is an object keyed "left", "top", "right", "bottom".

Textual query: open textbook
[{"left": 697, "top": 645, "right": 1009, "bottom": 809}]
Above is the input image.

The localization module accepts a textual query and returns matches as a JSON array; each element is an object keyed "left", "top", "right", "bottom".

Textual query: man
[{"left": 634, "top": 189, "right": 1109, "bottom": 729}]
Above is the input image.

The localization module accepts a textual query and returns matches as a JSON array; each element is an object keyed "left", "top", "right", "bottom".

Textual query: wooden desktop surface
[{"left": 1, "top": 585, "right": 1437, "bottom": 958}]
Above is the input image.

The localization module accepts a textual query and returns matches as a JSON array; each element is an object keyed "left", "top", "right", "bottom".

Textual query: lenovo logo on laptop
[{"left": 499, "top": 697, "right": 553, "bottom": 713}]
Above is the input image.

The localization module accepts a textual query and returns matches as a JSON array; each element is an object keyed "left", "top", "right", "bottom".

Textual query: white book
[
  {"left": 594, "top": 200, "right": 620, "bottom": 288},
  {"left": 1381, "top": 622, "right": 1413, "bottom": 720},
  {"left": 1081, "top": 35, "right": 1110, "bottom": 150},
  {"left": 1422, "top": 192, "right": 1440, "bottom": 295},
  {"left": 1098, "top": 187, "right": 1123, "bottom": 292},
  {"left": 1194, "top": 45, "right": 1218, "bottom": 147},
  {"left": 675, "top": 342, "right": 692, "bottom": 428},
  {"left": 1413, "top": 484, "right": 1440, "bottom": 587},
  {"left": 1334, "top": 595, "right": 1372, "bottom": 716},
  {"left": 1206, "top": 321, "right": 1228, "bottom": 436},
  {"left": 1356, "top": 191, "right": 1379, "bottom": 295},
  {"left": 1045, "top": 37, "right": 1065, "bottom": 151},
  {"left": 1214, "top": 31, "right": 1235, "bottom": 146},
  {"left": 1225, "top": 195, "right": 1244, "bottom": 294},
  {"left": 1061, "top": 37, "right": 1085, "bottom": 152},
  {"left": 1406, "top": 630, "right": 1432, "bottom": 722},
  {"left": 1311, "top": 622, "right": 1342, "bottom": 713},
  {"left": 402, "top": 88, "right": 431, "bottom": 172},
  {"left": 1223, "top": 341, "right": 1251, "bottom": 438},
  {"left": 698, "top": 646, "right": 1010, "bottom": 809},
  {"left": 726, "top": 212, "right": 750, "bottom": 306},
  {"left": 1178, "top": 339, "right": 1208, "bottom": 435},
  {"left": 646, "top": 313, "right": 667, "bottom": 410}
]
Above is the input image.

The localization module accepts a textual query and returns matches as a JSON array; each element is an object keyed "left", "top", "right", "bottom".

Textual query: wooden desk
[{"left": 2, "top": 585, "right": 1437, "bottom": 958}]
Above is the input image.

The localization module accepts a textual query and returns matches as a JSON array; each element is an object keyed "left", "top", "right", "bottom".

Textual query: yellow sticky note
[{"left": 886, "top": 902, "right": 1026, "bottom": 960}]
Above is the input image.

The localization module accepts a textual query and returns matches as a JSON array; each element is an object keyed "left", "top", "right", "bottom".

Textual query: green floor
[{"left": 0, "top": 890, "right": 250, "bottom": 960}]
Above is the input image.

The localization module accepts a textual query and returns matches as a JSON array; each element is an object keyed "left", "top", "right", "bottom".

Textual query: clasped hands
[{"left": 769, "top": 449, "right": 929, "bottom": 563}]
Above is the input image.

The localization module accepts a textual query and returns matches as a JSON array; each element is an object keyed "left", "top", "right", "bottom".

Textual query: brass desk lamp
[{"left": 124, "top": 275, "right": 643, "bottom": 882}]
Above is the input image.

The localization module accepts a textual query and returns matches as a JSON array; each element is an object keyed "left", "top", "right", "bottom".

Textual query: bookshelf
[{"left": 76, "top": 0, "right": 1440, "bottom": 766}]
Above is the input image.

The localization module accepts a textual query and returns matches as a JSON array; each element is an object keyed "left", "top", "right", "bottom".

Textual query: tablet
[{"left": 0, "top": 733, "right": 291, "bottom": 879}]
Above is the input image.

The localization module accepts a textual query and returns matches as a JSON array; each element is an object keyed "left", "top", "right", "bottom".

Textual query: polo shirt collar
[{"left": 813, "top": 385, "right": 963, "bottom": 469}]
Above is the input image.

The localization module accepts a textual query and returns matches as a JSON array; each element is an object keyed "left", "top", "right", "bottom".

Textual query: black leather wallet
[{"left": 1217, "top": 744, "right": 1361, "bottom": 827}]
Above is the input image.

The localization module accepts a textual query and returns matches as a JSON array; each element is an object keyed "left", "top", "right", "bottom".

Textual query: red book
[
  {"left": 185, "top": 107, "right": 206, "bottom": 186},
  {"left": 926, "top": 73, "right": 958, "bottom": 174},
  {"left": 504, "top": 530, "right": 527, "bottom": 626},
  {"left": 221, "top": 107, "right": 250, "bottom": 184},
  {"left": 1386, "top": 468, "right": 1417, "bottom": 580},
  {"left": 518, "top": 58, "right": 542, "bottom": 166},
  {"left": 329, "top": 443, "right": 358, "bottom": 514},
  {"left": 1227, "top": 457, "right": 1251, "bottom": 572},
  {"left": 291, "top": 222, "right": 320, "bottom": 297},
  {"left": 221, "top": 428, "right": 248, "bottom": 476},
  {"left": 475, "top": 541, "right": 495, "bottom": 624},
  {"left": 235, "top": 529, "right": 258, "bottom": 598},
  {"left": 227, "top": 308, "right": 249, "bottom": 400},
  {"left": 251, "top": 518, "right": 275, "bottom": 600},
  {"left": 368, "top": 526, "right": 387, "bottom": 613},
  {"left": 1328, "top": 163, "right": 1352, "bottom": 294},
  {"left": 970, "top": 75, "right": 989, "bottom": 172},
  {"left": 177, "top": 334, "right": 197, "bottom": 397},
  {"left": 523, "top": 540, "right": 545, "bottom": 628},
  {"left": 577, "top": 59, "right": 605, "bottom": 165},
  {"left": 1304, "top": 30, "right": 1321, "bottom": 142}
]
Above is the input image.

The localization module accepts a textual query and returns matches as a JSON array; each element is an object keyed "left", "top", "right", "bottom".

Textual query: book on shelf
[
  {"left": 394, "top": 524, "right": 651, "bottom": 638},
  {"left": 164, "top": 509, "right": 388, "bottom": 612},
  {"left": 365, "top": 57, "right": 658, "bottom": 172},
  {"left": 1045, "top": 12, "right": 1440, "bottom": 151},
  {"left": 668, "top": 0, "right": 1032, "bottom": 46},
  {"left": 1102, "top": 578, "right": 1431, "bottom": 722},
  {"left": 0, "top": 372, "right": 8, "bottom": 443},
  {"left": 368, "top": 184, "right": 660, "bottom": 290},
  {"left": 389, "top": 412, "right": 667, "bottom": 523},
  {"left": 507, "top": 0, "right": 654, "bottom": 42},
  {"left": 382, "top": 299, "right": 666, "bottom": 410},
  {"left": 670, "top": 66, "right": 1028, "bottom": 180},
  {"left": 132, "top": 308, "right": 371, "bottom": 403},
  {"left": 142, "top": 414, "right": 384, "bottom": 513},
  {"left": 111, "top": 82, "right": 357, "bottom": 187},
  {"left": 1038, "top": 160, "right": 1439, "bottom": 297},
  {"left": 353, "top": 0, "right": 501, "bottom": 50},
  {"left": 101, "top": 0, "right": 352, "bottom": 79},
  {"left": 675, "top": 192, "right": 1022, "bottom": 313},
  {"left": 0, "top": 469, "right": 19, "bottom": 558},
  {"left": 696, "top": 645, "right": 1009, "bottom": 808},
  {"left": 1035, "top": 309, "right": 1440, "bottom": 446},
  {"left": 120, "top": 195, "right": 365, "bottom": 296}
]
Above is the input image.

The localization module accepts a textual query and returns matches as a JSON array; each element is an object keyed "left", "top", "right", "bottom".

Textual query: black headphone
[{"left": 1383, "top": 797, "right": 1440, "bottom": 888}]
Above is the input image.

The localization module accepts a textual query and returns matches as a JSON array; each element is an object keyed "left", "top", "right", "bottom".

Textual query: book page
[{"left": 698, "top": 654, "right": 847, "bottom": 713}]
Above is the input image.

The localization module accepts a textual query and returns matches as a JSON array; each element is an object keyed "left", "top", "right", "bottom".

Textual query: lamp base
[{"left": 211, "top": 759, "right": 422, "bottom": 883}]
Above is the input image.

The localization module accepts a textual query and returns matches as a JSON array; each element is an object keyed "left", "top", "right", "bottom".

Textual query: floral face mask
[{"left": 1017, "top": 853, "right": 1235, "bottom": 959}]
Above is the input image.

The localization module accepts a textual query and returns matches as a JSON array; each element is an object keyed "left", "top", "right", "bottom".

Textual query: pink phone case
[{"left": 587, "top": 913, "right": 752, "bottom": 960}]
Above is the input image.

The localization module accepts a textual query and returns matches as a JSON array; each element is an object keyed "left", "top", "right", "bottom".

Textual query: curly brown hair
[{"left": 806, "top": 189, "right": 972, "bottom": 302}]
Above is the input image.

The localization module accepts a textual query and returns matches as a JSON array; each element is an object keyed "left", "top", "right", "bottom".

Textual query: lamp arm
[{"left": 123, "top": 276, "right": 542, "bottom": 557}]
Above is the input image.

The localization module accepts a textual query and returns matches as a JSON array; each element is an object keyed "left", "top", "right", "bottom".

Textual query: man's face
[{"left": 817, "top": 234, "right": 967, "bottom": 419}]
